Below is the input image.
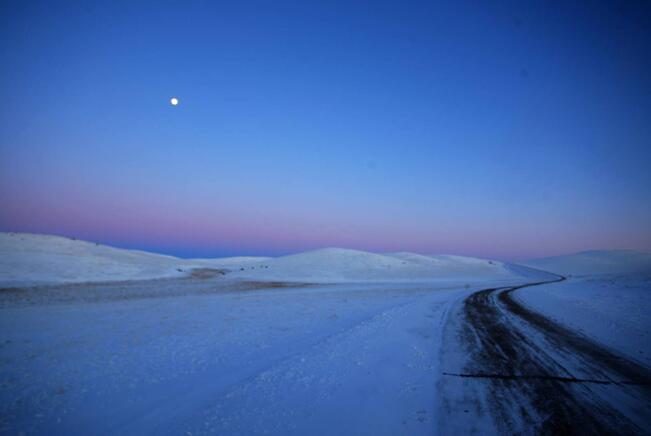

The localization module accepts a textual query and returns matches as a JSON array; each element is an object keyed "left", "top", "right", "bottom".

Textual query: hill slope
[
  {"left": 0, "top": 233, "right": 266, "bottom": 286},
  {"left": 230, "top": 247, "right": 554, "bottom": 282},
  {"left": 1, "top": 233, "right": 556, "bottom": 286},
  {"left": 522, "top": 250, "right": 651, "bottom": 276}
]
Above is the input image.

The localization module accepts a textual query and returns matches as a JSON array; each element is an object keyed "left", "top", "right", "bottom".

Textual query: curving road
[
  {"left": 3, "top": 276, "right": 650, "bottom": 434},
  {"left": 440, "top": 278, "right": 651, "bottom": 435}
]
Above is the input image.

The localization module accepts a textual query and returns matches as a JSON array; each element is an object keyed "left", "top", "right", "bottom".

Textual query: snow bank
[{"left": 523, "top": 250, "right": 651, "bottom": 276}]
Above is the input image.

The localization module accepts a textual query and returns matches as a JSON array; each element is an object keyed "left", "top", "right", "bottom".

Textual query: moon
[{"left": 170, "top": 97, "right": 179, "bottom": 106}]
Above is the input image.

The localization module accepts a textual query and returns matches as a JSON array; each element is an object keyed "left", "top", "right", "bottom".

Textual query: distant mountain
[{"left": 522, "top": 250, "right": 651, "bottom": 276}]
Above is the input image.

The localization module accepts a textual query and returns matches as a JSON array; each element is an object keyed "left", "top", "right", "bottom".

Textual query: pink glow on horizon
[
  {"left": 3, "top": 192, "right": 648, "bottom": 260},
  {"left": 2, "top": 172, "right": 650, "bottom": 260}
]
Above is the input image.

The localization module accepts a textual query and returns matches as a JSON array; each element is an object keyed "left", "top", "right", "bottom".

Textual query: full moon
[{"left": 170, "top": 97, "right": 179, "bottom": 106}]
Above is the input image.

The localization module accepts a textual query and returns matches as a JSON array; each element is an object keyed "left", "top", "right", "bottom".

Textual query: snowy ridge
[
  {"left": 502, "top": 262, "right": 560, "bottom": 280},
  {"left": 523, "top": 250, "right": 651, "bottom": 276},
  {"left": 0, "top": 233, "right": 266, "bottom": 286},
  {"left": 229, "top": 247, "right": 548, "bottom": 283},
  {"left": 1, "top": 233, "right": 553, "bottom": 286},
  {"left": 190, "top": 256, "right": 272, "bottom": 266}
]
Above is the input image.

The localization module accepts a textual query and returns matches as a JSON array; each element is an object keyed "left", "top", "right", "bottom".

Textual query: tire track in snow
[{"left": 448, "top": 278, "right": 651, "bottom": 434}]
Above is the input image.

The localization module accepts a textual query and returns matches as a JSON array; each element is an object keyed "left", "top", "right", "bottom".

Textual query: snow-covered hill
[
  {"left": 0, "top": 233, "right": 266, "bottom": 286},
  {"left": 228, "top": 247, "right": 553, "bottom": 282},
  {"left": 1, "top": 233, "right": 555, "bottom": 286},
  {"left": 522, "top": 250, "right": 651, "bottom": 276}
]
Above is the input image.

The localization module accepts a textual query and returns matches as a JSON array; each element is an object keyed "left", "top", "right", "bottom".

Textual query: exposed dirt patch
[
  {"left": 231, "top": 281, "right": 317, "bottom": 291},
  {"left": 189, "top": 268, "right": 228, "bottom": 279},
  {"left": 0, "top": 277, "right": 317, "bottom": 307}
]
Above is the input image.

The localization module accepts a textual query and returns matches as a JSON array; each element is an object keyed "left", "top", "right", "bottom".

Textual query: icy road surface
[{"left": 1, "top": 275, "right": 650, "bottom": 435}]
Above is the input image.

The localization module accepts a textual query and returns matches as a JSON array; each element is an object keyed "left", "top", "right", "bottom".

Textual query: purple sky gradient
[{"left": 1, "top": 1, "right": 650, "bottom": 260}]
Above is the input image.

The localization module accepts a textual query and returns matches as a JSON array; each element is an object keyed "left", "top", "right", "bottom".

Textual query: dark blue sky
[{"left": 1, "top": 1, "right": 650, "bottom": 259}]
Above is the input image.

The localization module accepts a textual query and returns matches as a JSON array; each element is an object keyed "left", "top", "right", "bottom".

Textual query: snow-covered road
[
  {"left": 1, "top": 278, "right": 478, "bottom": 435},
  {"left": 2, "top": 274, "right": 650, "bottom": 435},
  {"left": 440, "top": 279, "right": 651, "bottom": 434}
]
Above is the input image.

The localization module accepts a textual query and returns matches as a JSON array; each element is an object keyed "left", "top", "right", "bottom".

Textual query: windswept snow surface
[
  {"left": 513, "top": 273, "right": 651, "bottom": 367},
  {"left": 0, "top": 233, "right": 267, "bottom": 286},
  {"left": 523, "top": 249, "right": 651, "bottom": 276}
]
